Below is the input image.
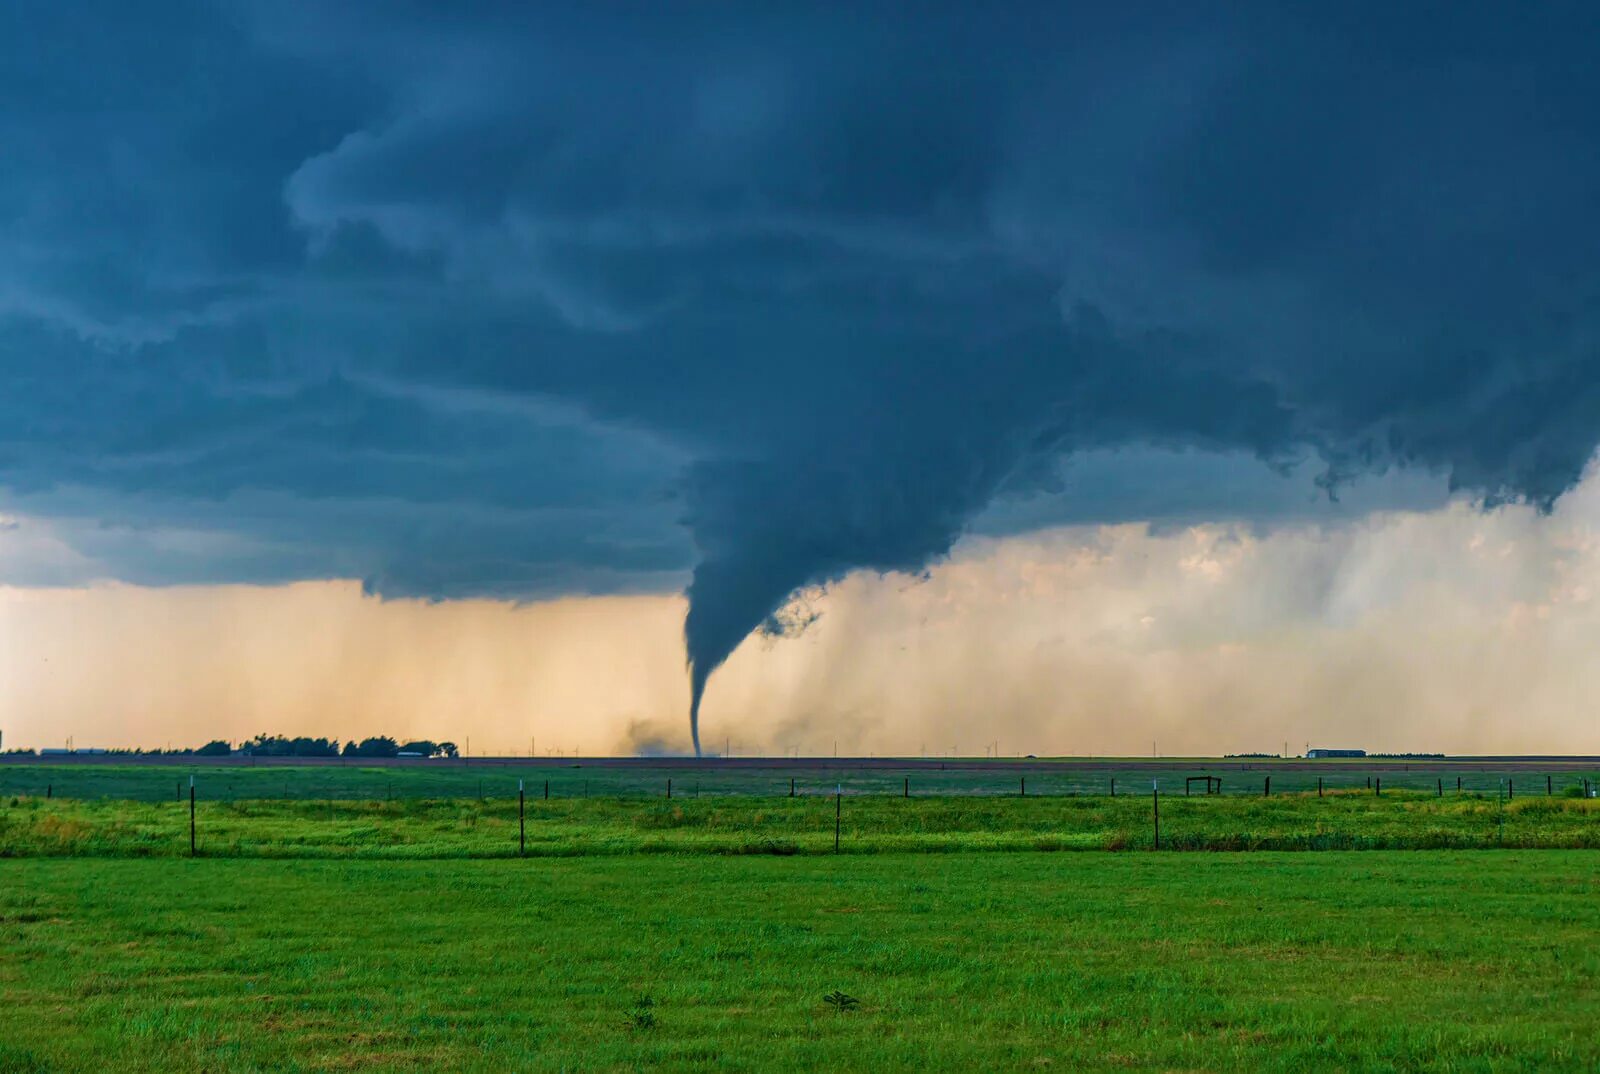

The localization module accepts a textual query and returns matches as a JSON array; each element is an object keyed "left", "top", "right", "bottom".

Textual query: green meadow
[
  {"left": 3, "top": 789, "right": 1598, "bottom": 859},
  {"left": 5, "top": 770, "right": 1598, "bottom": 1071},
  {"left": 3, "top": 853, "right": 1598, "bottom": 1072}
]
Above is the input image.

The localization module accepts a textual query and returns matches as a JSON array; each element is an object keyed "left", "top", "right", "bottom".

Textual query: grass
[
  {"left": 2, "top": 853, "right": 1597, "bottom": 1072},
  {"left": 2, "top": 790, "right": 1598, "bottom": 858}
]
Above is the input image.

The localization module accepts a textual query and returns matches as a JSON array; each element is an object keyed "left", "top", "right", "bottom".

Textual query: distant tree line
[
  {"left": 4, "top": 736, "right": 460, "bottom": 758},
  {"left": 239, "top": 734, "right": 459, "bottom": 759}
]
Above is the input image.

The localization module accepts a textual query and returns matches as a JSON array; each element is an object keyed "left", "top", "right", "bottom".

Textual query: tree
[
  {"left": 246, "top": 733, "right": 341, "bottom": 757},
  {"left": 438, "top": 741, "right": 459, "bottom": 759},
  {"left": 194, "top": 740, "right": 232, "bottom": 756},
  {"left": 345, "top": 736, "right": 399, "bottom": 759},
  {"left": 398, "top": 739, "right": 440, "bottom": 757}
]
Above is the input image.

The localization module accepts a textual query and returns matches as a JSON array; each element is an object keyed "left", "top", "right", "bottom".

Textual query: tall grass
[{"left": 2, "top": 790, "right": 1595, "bottom": 858}]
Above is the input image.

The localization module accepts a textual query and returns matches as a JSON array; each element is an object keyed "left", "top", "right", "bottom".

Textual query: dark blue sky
[{"left": 4, "top": 3, "right": 1600, "bottom": 745}]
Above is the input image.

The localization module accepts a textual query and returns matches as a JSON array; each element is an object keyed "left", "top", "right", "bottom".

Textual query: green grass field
[
  {"left": 6, "top": 766, "right": 1597, "bottom": 1070},
  {"left": 3, "top": 791, "right": 1597, "bottom": 858},
  {"left": 3, "top": 853, "right": 1597, "bottom": 1072}
]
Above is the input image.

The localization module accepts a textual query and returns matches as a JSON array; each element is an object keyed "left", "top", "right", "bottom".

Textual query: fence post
[
  {"left": 1376, "top": 777, "right": 1381, "bottom": 796},
  {"left": 1457, "top": 776, "right": 1462, "bottom": 792},
  {"left": 1509, "top": 779, "right": 1514, "bottom": 801},
  {"left": 1020, "top": 777, "right": 1026, "bottom": 798},
  {"left": 666, "top": 778, "right": 672, "bottom": 799},
  {"left": 1318, "top": 777, "right": 1323, "bottom": 797},
  {"left": 1547, "top": 775, "right": 1552, "bottom": 796},
  {"left": 1152, "top": 780, "right": 1160, "bottom": 850},
  {"left": 1498, "top": 779, "right": 1505, "bottom": 845},
  {"left": 1111, "top": 778, "right": 1116, "bottom": 797},
  {"left": 903, "top": 777, "right": 908, "bottom": 798},
  {"left": 189, "top": 775, "right": 196, "bottom": 857},
  {"left": 1263, "top": 776, "right": 1270, "bottom": 797},
  {"left": 46, "top": 784, "right": 51, "bottom": 799},
  {"left": 790, "top": 777, "right": 796, "bottom": 798},
  {"left": 519, "top": 780, "right": 526, "bottom": 858},
  {"left": 1437, "top": 778, "right": 1442, "bottom": 797},
  {"left": 544, "top": 780, "right": 549, "bottom": 801},
  {"left": 1366, "top": 775, "right": 1371, "bottom": 789}
]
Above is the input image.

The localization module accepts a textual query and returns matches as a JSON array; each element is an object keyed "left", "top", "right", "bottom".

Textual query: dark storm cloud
[{"left": 3, "top": 2, "right": 1600, "bottom": 748}]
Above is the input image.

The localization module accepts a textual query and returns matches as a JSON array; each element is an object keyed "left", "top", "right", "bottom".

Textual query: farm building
[{"left": 1306, "top": 748, "right": 1366, "bottom": 758}]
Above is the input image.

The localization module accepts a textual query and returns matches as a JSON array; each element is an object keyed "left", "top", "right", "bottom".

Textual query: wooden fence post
[
  {"left": 666, "top": 778, "right": 672, "bottom": 799},
  {"left": 1317, "top": 777, "right": 1323, "bottom": 797},
  {"left": 189, "top": 775, "right": 196, "bottom": 857},
  {"left": 1376, "top": 777, "right": 1381, "bottom": 796},
  {"left": 519, "top": 780, "right": 526, "bottom": 858},
  {"left": 1498, "top": 780, "right": 1505, "bottom": 845},
  {"left": 1152, "top": 781, "right": 1160, "bottom": 850},
  {"left": 903, "top": 777, "right": 908, "bottom": 798},
  {"left": 1263, "top": 776, "right": 1270, "bottom": 797}
]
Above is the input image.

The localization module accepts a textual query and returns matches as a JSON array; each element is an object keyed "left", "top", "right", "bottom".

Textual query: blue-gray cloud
[{"left": 3, "top": 3, "right": 1599, "bottom": 750}]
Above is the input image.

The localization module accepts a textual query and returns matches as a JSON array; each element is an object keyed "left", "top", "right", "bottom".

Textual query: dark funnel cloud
[{"left": 2, "top": 4, "right": 1600, "bottom": 751}]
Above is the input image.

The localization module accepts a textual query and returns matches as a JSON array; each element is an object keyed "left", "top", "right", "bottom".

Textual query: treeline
[
  {"left": 237, "top": 734, "right": 459, "bottom": 759},
  {"left": 4, "top": 735, "right": 459, "bottom": 759}
]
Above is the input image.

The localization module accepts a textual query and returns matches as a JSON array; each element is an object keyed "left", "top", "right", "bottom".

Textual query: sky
[{"left": 4, "top": 3, "right": 1600, "bottom": 754}]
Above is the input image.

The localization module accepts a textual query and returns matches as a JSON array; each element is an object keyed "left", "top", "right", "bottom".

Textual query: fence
[{"left": 3, "top": 769, "right": 1597, "bottom": 859}]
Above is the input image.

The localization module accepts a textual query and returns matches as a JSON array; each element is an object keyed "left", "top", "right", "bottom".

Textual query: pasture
[
  {"left": 3, "top": 853, "right": 1597, "bottom": 1072},
  {"left": 5, "top": 760, "right": 1598, "bottom": 1071},
  {"left": 3, "top": 790, "right": 1600, "bottom": 858}
]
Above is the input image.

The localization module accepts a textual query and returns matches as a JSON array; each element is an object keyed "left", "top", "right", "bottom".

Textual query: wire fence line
[{"left": 3, "top": 772, "right": 1597, "bottom": 859}]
